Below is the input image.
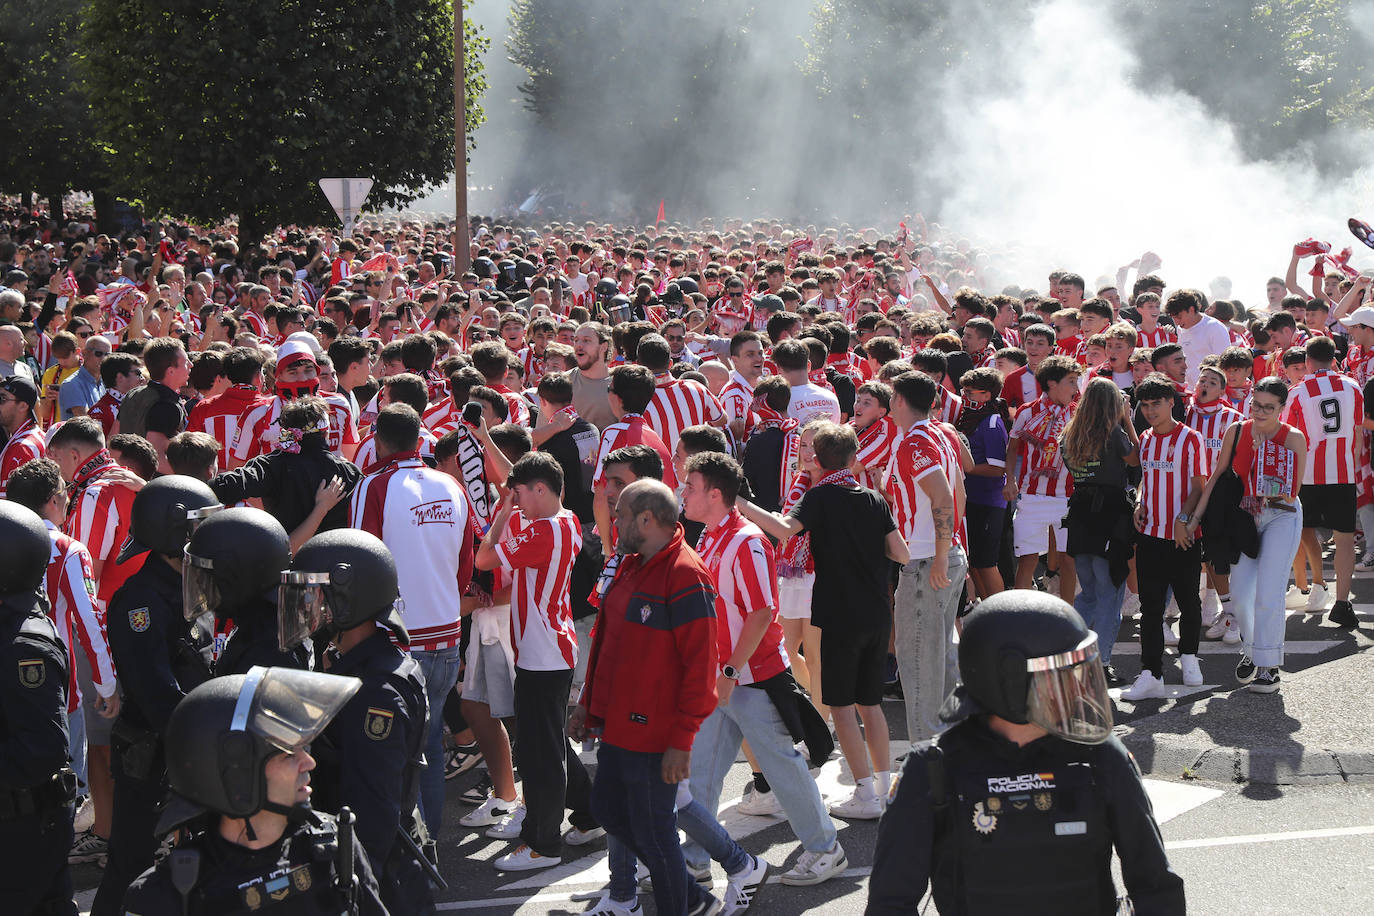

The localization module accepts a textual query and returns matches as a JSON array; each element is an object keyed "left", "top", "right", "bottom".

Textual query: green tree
[
  {"left": 0, "top": 0, "right": 105, "bottom": 222},
  {"left": 83, "top": 0, "right": 488, "bottom": 246}
]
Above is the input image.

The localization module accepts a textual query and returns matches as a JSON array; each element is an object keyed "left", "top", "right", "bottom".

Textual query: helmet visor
[
  {"left": 182, "top": 548, "right": 221, "bottom": 622},
  {"left": 277, "top": 571, "right": 334, "bottom": 652},
  {"left": 234, "top": 666, "right": 361, "bottom": 753},
  {"left": 1025, "top": 633, "right": 1113, "bottom": 745},
  {"left": 186, "top": 503, "right": 225, "bottom": 537}
]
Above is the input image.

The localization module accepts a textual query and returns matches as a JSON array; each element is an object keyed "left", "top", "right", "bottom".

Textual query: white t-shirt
[
  {"left": 787, "top": 383, "right": 841, "bottom": 426},
  {"left": 1177, "top": 314, "right": 1232, "bottom": 387}
]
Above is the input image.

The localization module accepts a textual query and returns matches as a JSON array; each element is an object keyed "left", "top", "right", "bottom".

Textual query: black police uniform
[
  {"left": 121, "top": 810, "right": 387, "bottom": 916},
  {"left": 314, "top": 630, "right": 434, "bottom": 915},
  {"left": 216, "top": 598, "right": 310, "bottom": 676},
  {"left": 0, "top": 593, "right": 77, "bottom": 916},
  {"left": 867, "top": 719, "right": 1186, "bottom": 916},
  {"left": 91, "top": 556, "right": 211, "bottom": 916}
]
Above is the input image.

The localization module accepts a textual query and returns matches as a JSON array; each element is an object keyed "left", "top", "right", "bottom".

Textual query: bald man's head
[
  {"left": 614, "top": 478, "right": 679, "bottom": 555},
  {"left": 0, "top": 325, "right": 24, "bottom": 361}
]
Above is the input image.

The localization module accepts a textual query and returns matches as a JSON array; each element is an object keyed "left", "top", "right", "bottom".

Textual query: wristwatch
[
  {"left": 722, "top": 665, "right": 740, "bottom": 681},
  {"left": 1175, "top": 513, "right": 1191, "bottom": 523}
]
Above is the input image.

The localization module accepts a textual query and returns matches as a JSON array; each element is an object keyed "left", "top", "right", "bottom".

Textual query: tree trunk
[
  {"left": 21, "top": 191, "right": 33, "bottom": 213},
  {"left": 238, "top": 202, "right": 265, "bottom": 254},
  {"left": 93, "top": 189, "right": 117, "bottom": 235},
  {"left": 46, "top": 188, "right": 66, "bottom": 226}
]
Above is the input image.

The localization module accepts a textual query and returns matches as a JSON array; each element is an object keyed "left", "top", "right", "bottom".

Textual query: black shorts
[
  {"left": 964, "top": 502, "right": 1007, "bottom": 569},
  {"left": 1298, "top": 483, "right": 1356, "bottom": 533},
  {"left": 820, "top": 625, "right": 889, "bottom": 708}
]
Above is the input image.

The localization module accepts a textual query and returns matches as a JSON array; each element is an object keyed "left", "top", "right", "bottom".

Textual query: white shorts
[
  {"left": 462, "top": 606, "right": 517, "bottom": 719},
  {"left": 777, "top": 573, "right": 816, "bottom": 620},
  {"left": 1013, "top": 493, "right": 1069, "bottom": 557}
]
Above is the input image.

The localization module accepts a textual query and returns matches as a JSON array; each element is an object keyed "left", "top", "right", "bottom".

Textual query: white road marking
[
  {"left": 1165, "top": 824, "right": 1374, "bottom": 850},
  {"left": 1109, "top": 640, "right": 1343, "bottom": 656}
]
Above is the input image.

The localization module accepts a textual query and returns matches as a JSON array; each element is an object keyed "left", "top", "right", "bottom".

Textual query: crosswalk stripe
[{"left": 1109, "top": 640, "right": 1342, "bottom": 656}]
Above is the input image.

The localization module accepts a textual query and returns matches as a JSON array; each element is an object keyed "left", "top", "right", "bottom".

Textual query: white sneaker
[
  {"left": 735, "top": 785, "right": 781, "bottom": 817},
  {"left": 72, "top": 795, "right": 95, "bottom": 835},
  {"left": 1200, "top": 590, "right": 1221, "bottom": 627},
  {"left": 1179, "top": 653, "right": 1203, "bottom": 687},
  {"left": 564, "top": 825, "right": 607, "bottom": 846},
  {"left": 1305, "top": 584, "right": 1329, "bottom": 612},
  {"left": 583, "top": 892, "right": 642, "bottom": 915},
  {"left": 1120, "top": 591, "right": 1141, "bottom": 619},
  {"left": 1204, "top": 613, "right": 1233, "bottom": 640},
  {"left": 494, "top": 843, "right": 561, "bottom": 871},
  {"left": 827, "top": 789, "right": 884, "bottom": 820},
  {"left": 722, "top": 853, "right": 769, "bottom": 915},
  {"left": 1165, "top": 592, "right": 1180, "bottom": 620},
  {"left": 1121, "top": 671, "right": 1167, "bottom": 701},
  {"left": 779, "top": 842, "right": 848, "bottom": 886},
  {"left": 1221, "top": 621, "right": 1243, "bottom": 645},
  {"left": 484, "top": 804, "right": 526, "bottom": 840},
  {"left": 1358, "top": 553, "right": 1374, "bottom": 570},
  {"left": 460, "top": 794, "right": 519, "bottom": 828},
  {"left": 1162, "top": 620, "right": 1179, "bottom": 647},
  {"left": 1284, "top": 585, "right": 1308, "bottom": 609}
]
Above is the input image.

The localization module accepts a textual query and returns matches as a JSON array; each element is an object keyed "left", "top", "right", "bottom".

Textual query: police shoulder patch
[
  {"left": 128, "top": 607, "right": 151, "bottom": 633},
  {"left": 18, "top": 658, "right": 46, "bottom": 688},
  {"left": 364, "top": 707, "right": 395, "bottom": 741}
]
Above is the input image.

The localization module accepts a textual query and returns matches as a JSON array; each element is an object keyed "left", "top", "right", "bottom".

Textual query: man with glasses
[
  {"left": 0, "top": 376, "right": 46, "bottom": 498},
  {"left": 59, "top": 335, "right": 111, "bottom": 420}
]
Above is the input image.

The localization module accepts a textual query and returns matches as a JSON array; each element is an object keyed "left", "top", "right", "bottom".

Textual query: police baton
[
  {"left": 336, "top": 806, "right": 358, "bottom": 916},
  {"left": 398, "top": 824, "right": 450, "bottom": 890}
]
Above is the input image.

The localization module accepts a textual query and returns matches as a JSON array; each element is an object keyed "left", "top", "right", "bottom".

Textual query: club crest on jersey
[
  {"left": 128, "top": 607, "right": 151, "bottom": 633},
  {"left": 18, "top": 659, "right": 45, "bottom": 688},
  {"left": 640, "top": 605, "right": 651, "bottom": 622},
  {"left": 365, "top": 707, "right": 394, "bottom": 741}
]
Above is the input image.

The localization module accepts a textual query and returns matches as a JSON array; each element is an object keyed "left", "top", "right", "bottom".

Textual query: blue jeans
[
  {"left": 605, "top": 788, "right": 749, "bottom": 902},
  {"left": 410, "top": 644, "right": 462, "bottom": 835},
  {"left": 1231, "top": 504, "right": 1303, "bottom": 667},
  {"left": 593, "top": 743, "right": 710, "bottom": 916},
  {"left": 683, "top": 684, "right": 836, "bottom": 872},
  {"left": 1073, "top": 554, "right": 1127, "bottom": 666}
]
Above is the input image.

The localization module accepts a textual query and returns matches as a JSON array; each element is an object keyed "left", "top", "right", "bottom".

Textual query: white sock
[
  {"left": 876, "top": 769, "right": 892, "bottom": 798},
  {"left": 856, "top": 776, "right": 877, "bottom": 799}
]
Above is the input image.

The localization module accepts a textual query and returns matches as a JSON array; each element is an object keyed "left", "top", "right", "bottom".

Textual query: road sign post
[{"left": 318, "top": 178, "right": 374, "bottom": 237}]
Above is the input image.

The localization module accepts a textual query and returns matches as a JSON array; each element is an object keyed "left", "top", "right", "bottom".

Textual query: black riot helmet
[
  {"left": 515, "top": 259, "right": 537, "bottom": 284},
  {"left": 278, "top": 528, "right": 407, "bottom": 651},
  {"left": 594, "top": 277, "right": 618, "bottom": 300},
  {"left": 675, "top": 276, "right": 699, "bottom": 296},
  {"left": 156, "top": 666, "right": 360, "bottom": 835},
  {"left": 0, "top": 501, "right": 53, "bottom": 595},
  {"left": 183, "top": 507, "right": 291, "bottom": 621},
  {"left": 940, "top": 590, "right": 1112, "bottom": 745},
  {"left": 473, "top": 256, "right": 496, "bottom": 280},
  {"left": 116, "top": 475, "right": 221, "bottom": 564}
]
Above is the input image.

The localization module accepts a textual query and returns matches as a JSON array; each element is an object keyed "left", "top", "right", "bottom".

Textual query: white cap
[{"left": 1345, "top": 306, "right": 1374, "bottom": 329}]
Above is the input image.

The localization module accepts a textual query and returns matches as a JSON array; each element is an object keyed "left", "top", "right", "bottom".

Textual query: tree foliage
[{"left": 82, "top": 0, "right": 487, "bottom": 244}]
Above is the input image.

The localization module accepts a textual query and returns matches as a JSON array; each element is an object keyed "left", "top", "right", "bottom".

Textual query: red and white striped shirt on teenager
[
  {"left": 322, "top": 392, "right": 359, "bottom": 453},
  {"left": 935, "top": 387, "right": 963, "bottom": 427},
  {"left": 65, "top": 450, "right": 140, "bottom": 605},
  {"left": 853, "top": 415, "right": 899, "bottom": 489},
  {"left": 695, "top": 508, "right": 788, "bottom": 686},
  {"left": 352, "top": 426, "right": 438, "bottom": 474},
  {"left": 592, "top": 413, "right": 677, "bottom": 488},
  {"left": 44, "top": 521, "right": 117, "bottom": 713},
  {"left": 1001, "top": 364, "right": 1041, "bottom": 411},
  {"left": 231, "top": 396, "right": 347, "bottom": 464},
  {"left": 1136, "top": 325, "right": 1176, "bottom": 349},
  {"left": 1009, "top": 396, "right": 1075, "bottom": 498},
  {"left": 0, "top": 418, "right": 46, "bottom": 498},
  {"left": 934, "top": 421, "right": 970, "bottom": 551},
  {"left": 884, "top": 419, "right": 959, "bottom": 559},
  {"left": 999, "top": 327, "right": 1022, "bottom": 349},
  {"left": 422, "top": 397, "right": 460, "bottom": 434},
  {"left": 188, "top": 385, "right": 269, "bottom": 469},
  {"left": 645, "top": 375, "right": 724, "bottom": 453},
  {"left": 491, "top": 385, "right": 531, "bottom": 427},
  {"left": 494, "top": 509, "right": 583, "bottom": 671},
  {"left": 1137, "top": 421, "right": 1205, "bottom": 540},
  {"left": 1185, "top": 400, "right": 1243, "bottom": 474},
  {"left": 240, "top": 310, "right": 268, "bottom": 339},
  {"left": 519, "top": 347, "right": 547, "bottom": 388},
  {"left": 1283, "top": 369, "right": 1365, "bottom": 485},
  {"left": 350, "top": 453, "right": 475, "bottom": 651},
  {"left": 719, "top": 372, "right": 757, "bottom": 433},
  {"left": 88, "top": 390, "right": 123, "bottom": 439}
]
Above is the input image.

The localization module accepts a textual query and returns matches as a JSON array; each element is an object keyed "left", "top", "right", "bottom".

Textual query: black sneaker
[
  {"left": 1234, "top": 654, "right": 1257, "bottom": 685},
  {"left": 460, "top": 771, "right": 493, "bottom": 806},
  {"left": 1248, "top": 668, "right": 1281, "bottom": 694},
  {"left": 1102, "top": 664, "right": 1125, "bottom": 687},
  {"left": 1329, "top": 600, "right": 1359, "bottom": 630},
  {"left": 445, "top": 743, "right": 482, "bottom": 780}
]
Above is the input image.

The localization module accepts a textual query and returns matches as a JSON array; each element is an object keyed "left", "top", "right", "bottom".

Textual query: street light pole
[{"left": 454, "top": 0, "right": 471, "bottom": 272}]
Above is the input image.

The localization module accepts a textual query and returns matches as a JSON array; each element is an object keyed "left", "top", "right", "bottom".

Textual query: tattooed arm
[{"left": 919, "top": 471, "right": 955, "bottom": 590}]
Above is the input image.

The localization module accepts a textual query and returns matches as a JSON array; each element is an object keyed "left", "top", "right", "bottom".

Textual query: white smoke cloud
[{"left": 930, "top": 0, "right": 1374, "bottom": 301}]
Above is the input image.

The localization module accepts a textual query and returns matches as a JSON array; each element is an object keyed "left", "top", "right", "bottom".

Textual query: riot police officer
[
  {"left": 122, "top": 666, "right": 387, "bottom": 915},
  {"left": 867, "top": 590, "right": 1186, "bottom": 916},
  {"left": 91, "top": 476, "right": 221, "bottom": 916},
  {"left": 280, "top": 529, "right": 436, "bottom": 914},
  {"left": 0, "top": 502, "right": 77, "bottom": 916},
  {"left": 184, "top": 506, "right": 305, "bottom": 675}
]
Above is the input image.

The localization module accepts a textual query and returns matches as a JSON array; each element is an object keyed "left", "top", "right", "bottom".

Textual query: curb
[{"left": 1120, "top": 733, "right": 1374, "bottom": 785}]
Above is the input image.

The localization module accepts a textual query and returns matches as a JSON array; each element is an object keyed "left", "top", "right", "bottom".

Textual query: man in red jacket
[{"left": 570, "top": 477, "right": 721, "bottom": 916}]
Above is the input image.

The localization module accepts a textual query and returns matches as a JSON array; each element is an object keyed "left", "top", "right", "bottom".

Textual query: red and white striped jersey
[
  {"left": 1185, "top": 400, "right": 1243, "bottom": 474},
  {"left": 853, "top": 415, "right": 899, "bottom": 489},
  {"left": 1283, "top": 370, "right": 1365, "bottom": 485},
  {"left": 934, "top": 421, "right": 969, "bottom": 551},
  {"left": 322, "top": 392, "right": 359, "bottom": 452},
  {"left": 422, "top": 397, "right": 459, "bottom": 434},
  {"left": 883, "top": 419, "right": 959, "bottom": 559},
  {"left": 644, "top": 376, "right": 724, "bottom": 453},
  {"left": 88, "top": 390, "right": 123, "bottom": 439},
  {"left": 519, "top": 347, "right": 547, "bottom": 387},
  {"left": 1137, "top": 422, "right": 1205, "bottom": 540},
  {"left": 491, "top": 385, "right": 531, "bottom": 427},
  {"left": 188, "top": 386, "right": 269, "bottom": 469},
  {"left": 240, "top": 310, "right": 268, "bottom": 338},
  {"left": 231, "top": 395, "right": 347, "bottom": 463},
  {"left": 33, "top": 332, "right": 53, "bottom": 372},
  {"left": 592, "top": 413, "right": 677, "bottom": 488},
  {"left": 65, "top": 454, "right": 140, "bottom": 604},
  {"left": 935, "top": 387, "right": 963, "bottom": 427},
  {"left": 0, "top": 418, "right": 46, "bottom": 498},
  {"left": 494, "top": 509, "right": 583, "bottom": 671},
  {"left": 44, "top": 522, "right": 116, "bottom": 712},
  {"left": 1136, "top": 325, "right": 1176, "bottom": 349},
  {"left": 352, "top": 427, "right": 437, "bottom": 474},
  {"left": 350, "top": 454, "right": 474, "bottom": 651},
  {"left": 695, "top": 509, "right": 788, "bottom": 686},
  {"left": 719, "top": 372, "right": 756, "bottom": 433},
  {"left": 1009, "top": 396, "right": 1075, "bottom": 497},
  {"left": 1056, "top": 336, "right": 1087, "bottom": 364},
  {"left": 1001, "top": 364, "right": 1041, "bottom": 411},
  {"left": 1346, "top": 347, "right": 1374, "bottom": 389}
]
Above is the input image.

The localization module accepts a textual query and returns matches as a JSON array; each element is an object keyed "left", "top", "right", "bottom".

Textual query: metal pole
[{"left": 454, "top": 0, "right": 471, "bottom": 273}]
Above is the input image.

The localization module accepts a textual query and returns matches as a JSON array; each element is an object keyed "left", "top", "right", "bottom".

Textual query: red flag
[
  {"left": 60, "top": 269, "right": 80, "bottom": 300},
  {"left": 360, "top": 252, "right": 400, "bottom": 272},
  {"left": 655, "top": 200, "right": 665, "bottom": 224}
]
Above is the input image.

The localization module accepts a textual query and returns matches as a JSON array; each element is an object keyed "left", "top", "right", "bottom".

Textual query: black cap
[{"left": 0, "top": 375, "right": 39, "bottom": 409}]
